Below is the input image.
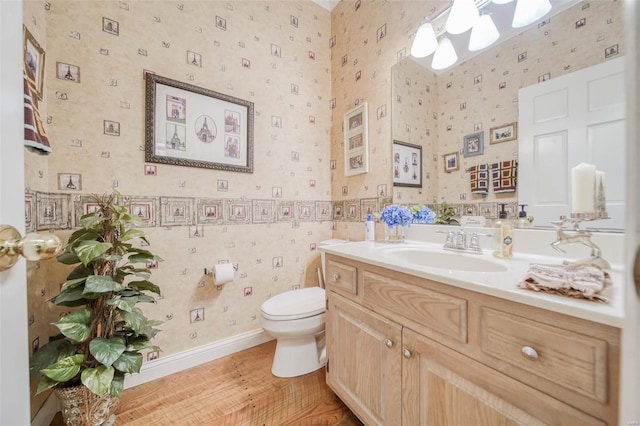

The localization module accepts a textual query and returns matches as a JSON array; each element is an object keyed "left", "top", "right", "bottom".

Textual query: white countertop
[{"left": 321, "top": 240, "right": 624, "bottom": 328}]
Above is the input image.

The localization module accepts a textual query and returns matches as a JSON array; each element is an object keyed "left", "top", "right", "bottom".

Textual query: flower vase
[{"left": 385, "top": 225, "right": 406, "bottom": 243}]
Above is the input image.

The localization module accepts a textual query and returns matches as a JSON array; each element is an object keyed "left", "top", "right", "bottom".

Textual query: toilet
[{"left": 260, "top": 239, "right": 346, "bottom": 378}]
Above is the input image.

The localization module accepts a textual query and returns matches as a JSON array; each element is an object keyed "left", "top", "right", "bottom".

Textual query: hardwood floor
[{"left": 50, "top": 341, "right": 362, "bottom": 425}]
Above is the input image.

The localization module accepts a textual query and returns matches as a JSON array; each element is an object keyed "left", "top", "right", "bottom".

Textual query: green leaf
[
  {"left": 67, "top": 264, "right": 93, "bottom": 281},
  {"left": 60, "top": 277, "right": 87, "bottom": 292},
  {"left": 126, "top": 336, "right": 153, "bottom": 351},
  {"left": 84, "top": 275, "right": 123, "bottom": 294},
  {"left": 75, "top": 241, "right": 112, "bottom": 266},
  {"left": 41, "top": 354, "right": 84, "bottom": 382},
  {"left": 53, "top": 308, "right": 92, "bottom": 342},
  {"left": 81, "top": 365, "right": 114, "bottom": 396},
  {"left": 68, "top": 227, "right": 101, "bottom": 244},
  {"left": 79, "top": 213, "right": 105, "bottom": 229},
  {"left": 110, "top": 372, "right": 125, "bottom": 397},
  {"left": 112, "top": 351, "right": 143, "bottom": 374},
  {"left": 107, "top": 298, "right": 137, "bottom": 312},
  {"left": 35, "top": 375, "right": 60, "bottom": 395},
  {"left": 127, "top": 253, "right": 155, "bottom": 264},
  {"left": 30, "top": 339, "right": 79, "bottom": 379},
  {"left": 90, "top": 337, "right": 126, "bottom": 367},
  {"left": 120, "top": 229, "right": 145, "bottom": 242},
  {"left": 128, "top": 280, "right": 161, "bottom": 295},
  {"left": 51, "top": 286, "right": 92, "bottom": 306},
  {"left": 56, "top": 250, "right": 80, "bottom": 265},
  {"left": 120, "top": 308, "right": 151, "bottom": 336}
]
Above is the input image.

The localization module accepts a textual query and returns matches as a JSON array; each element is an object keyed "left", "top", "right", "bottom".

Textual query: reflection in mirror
[{"left": 391, "top": 0, "right": 625, "bottom": 231}]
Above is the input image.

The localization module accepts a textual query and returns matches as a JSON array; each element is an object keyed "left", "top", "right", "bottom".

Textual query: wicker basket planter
[{"left": 55, "top": 386, "right": 120, "bottom": 426}]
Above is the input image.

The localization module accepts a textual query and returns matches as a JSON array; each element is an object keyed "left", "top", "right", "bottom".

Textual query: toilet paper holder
[{"left": 204, "top": 262, "right": 238, "bottom": 276}]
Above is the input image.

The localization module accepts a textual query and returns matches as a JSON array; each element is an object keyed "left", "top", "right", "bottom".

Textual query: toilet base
[{"left": 271, "top": 332, "right": 326, "bottom": 378}]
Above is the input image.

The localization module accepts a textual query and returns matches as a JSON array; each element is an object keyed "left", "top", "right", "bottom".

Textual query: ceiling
[
  {"left": 412, "top": 0, "right": 583, "bottom": 73},
  {"left": 311, "top": 0, "right": 339, "bottom": 12}
]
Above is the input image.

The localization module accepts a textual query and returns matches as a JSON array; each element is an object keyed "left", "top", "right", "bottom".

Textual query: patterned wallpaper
[
  {"left": 23, "top": 0, "right": 624, "bottom": 417},
  {"left": 330, "top": 0, "right": 624, "bottom": 236},
  {"left": 23, "top": 0, "right": 331, "bottom": 416}
]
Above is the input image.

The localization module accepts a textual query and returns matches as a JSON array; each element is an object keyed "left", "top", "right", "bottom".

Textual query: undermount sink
[{"left": 377, "top": 245, "right": 508, "bottom": 273}]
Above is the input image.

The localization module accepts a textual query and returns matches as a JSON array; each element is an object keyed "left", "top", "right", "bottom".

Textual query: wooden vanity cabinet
[{"left": 324, "top": 253, "right": 620, "bottom": 426}]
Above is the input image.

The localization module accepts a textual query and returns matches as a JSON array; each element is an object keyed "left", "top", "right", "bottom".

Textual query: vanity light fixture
[
  {"left": 445, "top": 0, "right": 480, "bottom": 35},
  {"left": 491, "top": 0, "right": 515, "bottom": 4},
  {"left": 512, "top": 0, "right": 552, "bottom": 28},
  {"left": 431, "top": 37, "right": 458, "bottom": 70},
  {"left": 468, "top": 12, "right": 500, "bottom": 51},
  {"left": 410, "top": 17, "right": 438, "bottom": 58}
]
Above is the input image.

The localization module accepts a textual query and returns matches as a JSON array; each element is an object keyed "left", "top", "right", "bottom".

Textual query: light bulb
[
  {"left": 410, "top": 18, "right": 438, "bottom": 58},
  {"left": 512, "top": 0, "right": 552, "bottom": 28},
  {"left": 431, "top": 37, "right": 458, "bottom": 70},
  {"left": 468, "top": 14, "right": 500, "bottom": 51},
  {"left": 446, "top": 0, "right": 479, "bottom": 35}
]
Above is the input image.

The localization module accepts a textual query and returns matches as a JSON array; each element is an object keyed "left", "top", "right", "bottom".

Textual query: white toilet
[{"left": 260, "top": 239, "right": 345, "bottom": 378}]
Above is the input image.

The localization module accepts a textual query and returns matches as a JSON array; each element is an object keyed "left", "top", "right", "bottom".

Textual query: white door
[
  {"left": 0, "top": 0, "right": 31, "bottom": 424},
  {"left": 519, "top": 57, "right": 626, "bottom": 231},
  {"left": 620, "top": 1, "right": 640, "bottom": 422}
]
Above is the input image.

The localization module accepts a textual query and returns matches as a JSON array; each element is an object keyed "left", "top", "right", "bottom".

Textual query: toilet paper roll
[{"left": 213, "top": 263, "right": 234, "bottom": 284}]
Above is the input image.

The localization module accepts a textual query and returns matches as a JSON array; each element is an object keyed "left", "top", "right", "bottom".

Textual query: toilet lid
[{"left": 261, "top": 287, "right": 325, "bottom": 321}]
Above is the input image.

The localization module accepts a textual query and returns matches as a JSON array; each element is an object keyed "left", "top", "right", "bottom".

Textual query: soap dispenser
[
  {"left": 364, "top": 214, "right": 375, "bottom": 241},
  {"left": 492, "top": 204, "right": 513, "bottom": 258},
  {"left": 516, "top": 204, "right": 531, "bottom": 228}
]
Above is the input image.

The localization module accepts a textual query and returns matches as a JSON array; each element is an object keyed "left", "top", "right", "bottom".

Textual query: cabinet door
[
  {"left": 402, "top": 329, "right": 604, "bottom": 426},
  {"left": 326, "top": 292, "right": 402, "bottom": 426}
]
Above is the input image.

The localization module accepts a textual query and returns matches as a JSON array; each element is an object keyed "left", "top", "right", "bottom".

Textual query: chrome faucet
[{"left": 437, "top": 229, "right": 489, "bottom": 254}]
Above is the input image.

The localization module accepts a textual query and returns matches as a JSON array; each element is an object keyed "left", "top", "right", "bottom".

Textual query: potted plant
[
  {"left": 30, "top": 192, "right": 163, "bottom": 425},
  {"left": 435, "top": 201, "right": 459, "bottom": 225}
]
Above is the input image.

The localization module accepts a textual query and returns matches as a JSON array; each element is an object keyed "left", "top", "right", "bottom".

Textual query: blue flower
[
  {"left": 411, "top": 205, "right": 436, "bottom": 224},
  {"left": 380, "top": 205, "right": 413, "bottom": 227}
]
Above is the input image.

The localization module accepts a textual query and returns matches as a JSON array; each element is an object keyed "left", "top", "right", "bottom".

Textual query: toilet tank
[{"left": 318, "top": 239, "right": 347, "bottom": 288}]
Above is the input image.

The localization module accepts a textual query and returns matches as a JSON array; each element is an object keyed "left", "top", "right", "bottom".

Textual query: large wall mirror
[{"left": 391, "top": 0, "right": 626, "bottom": 231}]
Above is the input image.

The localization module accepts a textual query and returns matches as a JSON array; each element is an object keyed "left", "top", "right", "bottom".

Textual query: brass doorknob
[{"left": 0, "top": 225, "right": 63, "bottom": 271}]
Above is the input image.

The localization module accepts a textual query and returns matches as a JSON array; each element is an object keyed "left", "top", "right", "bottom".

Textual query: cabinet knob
[
  {"left": 332, "top": 273, "right": 340, "bottom": 282},
  {"left": 402, "top": 348, "right": 412, "bottom": 359},
  {"left": 521, "top": 345, "right": 539, "bottom": 360},
  {"left": 385, "top": 339, "right": 394, "bottom": 348}
]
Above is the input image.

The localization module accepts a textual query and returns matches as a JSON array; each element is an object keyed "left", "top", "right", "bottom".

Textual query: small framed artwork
[
  {"left": 443, "top": 152, "right": 459, "bottom": 173},
  {"left": 23, "top": 26, "right": 45, "bottom": 99},
  {"left": 56, "top": 62, "right": 80, "bottom": 83},
  {"left": 58, "top": 173, "right": 81, "bottom": 191},
  {"left": 103, "top": 120, "right": 120, "bottom": 136},
  {"left": 145, "top": 74, "right": 254, "bottom": 173},
  {"left": 102, "top": 17, "right": 119, "bottom": 36},
  {"left": 392, "top": 140, "right": 422, "bottom": 188},
  {"left": 462, "top": 131, "right": 484, "bottom": 158},
  {"left": 490, "top": 122, "right": 517, "bottom": 144},
  {"left": 344, "top": 103, "right": 369, "bottom": 177}
]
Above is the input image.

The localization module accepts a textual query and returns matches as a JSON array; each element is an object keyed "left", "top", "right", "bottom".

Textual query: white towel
[{"left": 518, "top": 262, "right": 611, "bottom": 302}]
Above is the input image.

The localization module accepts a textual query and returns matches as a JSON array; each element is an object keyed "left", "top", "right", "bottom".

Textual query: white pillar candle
[
  {"left": 595, "top": 170, "right": 606, "bottom": 213},
  {"left": 571, "top": 163, "right": 596, "bottom": 214}
]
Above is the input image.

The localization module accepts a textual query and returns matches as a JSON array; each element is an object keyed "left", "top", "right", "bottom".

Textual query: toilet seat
[{"left": 261, "top": 287, "right": 325, "bottom": 321}]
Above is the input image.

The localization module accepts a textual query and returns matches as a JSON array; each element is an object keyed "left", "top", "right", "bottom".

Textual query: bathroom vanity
[{"left": 322, "top": 241, "right": 622, "bottom": 425}]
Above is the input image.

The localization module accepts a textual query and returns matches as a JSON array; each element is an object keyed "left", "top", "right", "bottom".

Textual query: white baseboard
[
  {"left": 124, "top": 328, "right": 272, "bottom": 389},
  {"left": 31, "top": 329, "right": 272, "bottom": 425}
]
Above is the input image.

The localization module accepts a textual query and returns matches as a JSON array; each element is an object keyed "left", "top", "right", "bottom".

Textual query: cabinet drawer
[
  {"left": 363, "top": 270, "right": 467, "bottom": 343},
  {"left": 480, "top": 307, "right": 608, "bottom": 403},
  {"left": 325, "top": 258, "right": 357, "bottom": 295}
]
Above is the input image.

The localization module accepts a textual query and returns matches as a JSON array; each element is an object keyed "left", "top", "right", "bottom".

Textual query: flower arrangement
[
  {"left": 380, "top": 204, "right": 413, "bottom": 227},
  {"left": 411, "top": 205, "right": 436, "bottom": 224}
]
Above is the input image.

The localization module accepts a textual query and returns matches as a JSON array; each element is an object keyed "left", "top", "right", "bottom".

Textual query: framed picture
[
  {"left": 23, "top": 26, "right": 45, "bottom": 99},
  {"left": 443, "top": 152, "right": 459, "bottom": 173},
  {"left": 489, "top": 122, "right": 517, "bottom": 144},
  {"left": 145, "top": 74, "right": 254, "bottom": 173},
  {"left": 392, "top": 140, "right": 422, "bottom": 188},
  {"left": 343, "top": 103, "right": 369, "bottom": 176},
  {"left": 462, "top": 131, "right": 484, "bottom": 158}
]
